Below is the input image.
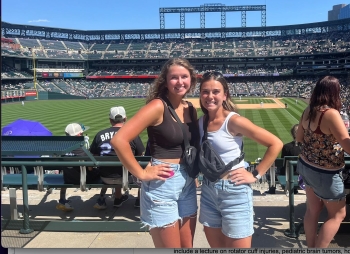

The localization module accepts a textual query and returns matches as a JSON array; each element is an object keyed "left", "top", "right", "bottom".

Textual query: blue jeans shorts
[
  {"left": 140, "top": 158, "right": 197, "bottom": 230},
  {"left": 297, "top": 158, "right": 346, "bottom": 201},
  {"left": 199, "top": 177, "right": 254, "bottom": 239}
]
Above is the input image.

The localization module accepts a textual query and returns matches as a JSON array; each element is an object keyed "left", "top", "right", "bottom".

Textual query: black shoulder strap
[
  {"left": 306, "top": 109, "right": 312, "bottom": 129},
  {"left": 202, "top": 115, "right": 209, "bottom": 142},
  {"left": 202, "top": 113, "right": 244, "bottom": 152},
  {"left": 161, "top": 97, "right": 190, "bottom": 149},
  {"left": 187, "top": 101, "right": 195, "bottom": 123}
]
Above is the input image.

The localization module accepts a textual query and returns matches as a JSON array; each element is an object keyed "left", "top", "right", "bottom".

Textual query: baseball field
[{"left": 1, "top": 97, "right": 307, "bottom": 163}]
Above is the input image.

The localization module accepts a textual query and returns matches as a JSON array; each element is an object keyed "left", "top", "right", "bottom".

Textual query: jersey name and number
[
  {"left": 100, "top": 131, "right": 116, "bottom": 142},
  {"left": 99, "top": 131, "right": 117, "bottom": 156}
]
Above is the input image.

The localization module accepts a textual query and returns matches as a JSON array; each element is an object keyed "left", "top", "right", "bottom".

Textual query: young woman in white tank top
[{"left": 198, "top": 71, "right": 283, "bottom": 248}]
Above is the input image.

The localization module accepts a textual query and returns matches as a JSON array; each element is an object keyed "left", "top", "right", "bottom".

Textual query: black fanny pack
[{"left": 198, "top": 115, "right": 244, "bottom": 182}]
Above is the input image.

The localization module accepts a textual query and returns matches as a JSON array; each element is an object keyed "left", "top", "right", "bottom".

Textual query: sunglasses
[
  {"left": 79, "top": 123, "right": 86, "bottom": 131},
  {"left": 202, "top": 71, "right": 224, "bottom": 79}
]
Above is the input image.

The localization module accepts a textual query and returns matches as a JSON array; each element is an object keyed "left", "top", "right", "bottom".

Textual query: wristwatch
[{"left": 252, "top": 169, "right": 262, "bottom": 180}]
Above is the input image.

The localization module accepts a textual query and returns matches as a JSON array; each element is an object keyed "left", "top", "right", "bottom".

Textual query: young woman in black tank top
[{"left": 111, "top": 58, "right": 199, "bottom": 248}]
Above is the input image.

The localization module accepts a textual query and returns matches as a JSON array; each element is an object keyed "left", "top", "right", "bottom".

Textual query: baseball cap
[
  {"left": 109, "top": 106, "right": 126, "bottom": 120},
  {"left": 65, "top": 123, "right": 90, "bottom": 136}
]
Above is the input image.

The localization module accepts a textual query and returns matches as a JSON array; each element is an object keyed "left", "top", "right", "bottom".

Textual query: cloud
[{"left": 28, "top": 19, "right": 50, "bottom": 23}]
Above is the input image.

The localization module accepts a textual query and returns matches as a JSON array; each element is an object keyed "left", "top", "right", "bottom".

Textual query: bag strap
[
  {"left": 202, "top": 115, "right": 209, "bottom": 142},
  {"left": 161, "top": 97, "right": 190, "bottom": 149},
  {"left": 188, "top": 101, "right": 195, "bottom": 123},
  {"left": 202, "top": 114, "right": 244, "bottom": 153}
]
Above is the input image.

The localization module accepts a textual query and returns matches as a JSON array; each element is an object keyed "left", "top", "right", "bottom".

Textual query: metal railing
[
  {"left": 1, "top": 158, "right": 150, "bottom": 234},
  {"left": 285, "top": 159, "right": 350, "bottom": 238}
]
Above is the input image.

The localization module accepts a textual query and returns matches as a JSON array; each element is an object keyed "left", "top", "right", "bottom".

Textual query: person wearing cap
[
  {"left": 89, "top": 106, "right": 145, "bottom": 209},
  {"left": 56, "top": 123, "right": 100, "bottom": 212}
]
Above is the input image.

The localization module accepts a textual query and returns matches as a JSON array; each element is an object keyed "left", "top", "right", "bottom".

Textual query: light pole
[{"left": 32, "top": 48, "right": 38, "bottom": 100}]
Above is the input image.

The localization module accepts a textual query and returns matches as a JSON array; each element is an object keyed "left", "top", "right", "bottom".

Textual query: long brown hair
[
  {"left": 146, "top": 58, "right": 197, "bottom": 104},
  {"left": 199, "top": 71, "right": 237, "bottom": 115},
  {"left": 308, "top": 76, "right": 341, "bottom": 121}
]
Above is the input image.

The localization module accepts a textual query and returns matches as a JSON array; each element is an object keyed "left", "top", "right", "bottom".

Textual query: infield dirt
[{"left": 186, "top": 98, "right": 285, "bottom": 109}]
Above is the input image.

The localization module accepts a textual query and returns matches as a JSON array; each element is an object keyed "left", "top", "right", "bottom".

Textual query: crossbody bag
[{"left": 198, "top": 115, "right": 245, "bottom": 182}]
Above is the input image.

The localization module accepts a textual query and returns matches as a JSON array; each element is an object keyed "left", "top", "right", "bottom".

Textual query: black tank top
[{"left": 147, "top": 99, "right": 197, "bottom": 159}]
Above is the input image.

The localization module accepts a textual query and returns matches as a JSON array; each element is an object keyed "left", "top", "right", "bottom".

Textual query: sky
[{"left": 1, "top": 0, "right": 349, "bottom": 31}]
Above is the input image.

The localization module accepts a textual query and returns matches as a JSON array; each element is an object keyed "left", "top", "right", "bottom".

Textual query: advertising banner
[
  {"left": 63, "top": 73, "right": 84, "bottom": 78},
  {"left": 42, "top": 72, "right": 64, "bottom": 78},
  {"left": 41, "top": 72, "right": 83, "bottom": 78},
  {"left": 25, "top": 91, "right": 37, "bottom": 96},
  {"left": 87, "top": 75, "right": 158, "bottom": 79}
]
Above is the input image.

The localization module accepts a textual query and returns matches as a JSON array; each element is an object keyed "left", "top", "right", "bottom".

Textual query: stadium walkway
[{"left": 1, "top": 184, "right": 349, "bottom": 249}]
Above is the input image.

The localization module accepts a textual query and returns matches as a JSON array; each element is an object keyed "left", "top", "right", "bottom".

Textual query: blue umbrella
[{"left": 2, "top": 119, "right": 52, "bottom": 136}]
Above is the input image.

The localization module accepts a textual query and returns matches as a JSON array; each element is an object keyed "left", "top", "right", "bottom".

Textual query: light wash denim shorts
[
  {"left": 297, "top": 158, "right": 346, "bottom": 201},
  {"left": 140, "top": 158, "right": 197, "bottom": 230},
  {"left": 199, "top": 177, "right": 254, "bottom": 239}
]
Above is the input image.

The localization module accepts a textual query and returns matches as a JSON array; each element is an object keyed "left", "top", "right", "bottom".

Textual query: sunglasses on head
[{"left": 202, "top": 71, "right": 224, "bottom": 79}]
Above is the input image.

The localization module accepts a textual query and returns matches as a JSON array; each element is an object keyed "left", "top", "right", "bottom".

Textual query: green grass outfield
[{"left": 1, "top": 97, "right": 307, "bottom": 162}]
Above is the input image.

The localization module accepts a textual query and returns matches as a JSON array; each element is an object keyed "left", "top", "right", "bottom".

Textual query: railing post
[
  {"left": 19, "top": 165, "right": 34, "bottom": 234},
  {"left": 122, "top": 166, "right": 129, "bottom": 192},
  {"left": 9, "top": 188, "right": 18, "bottom": 220},
  {"left": 37, "top": 165, "right": 44, "bottom": 191},
  {"left": 284, "top": 160, "right": 297, "bottom": 238},
  {"left": 1, "top": 166, "right": 6, "bottom": 191},
  {"left": 269, "top": 162, "right": 276, "bottom": 187},
  {"left": 79, "top": 161, "right": 87, "bottom": 192}
]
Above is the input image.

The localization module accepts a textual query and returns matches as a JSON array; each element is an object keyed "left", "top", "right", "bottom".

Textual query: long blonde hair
[{"left": 146, "top": 58, "right": 197, "bottom": 104}]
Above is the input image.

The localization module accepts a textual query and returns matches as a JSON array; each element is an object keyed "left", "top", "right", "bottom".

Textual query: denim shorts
[
  {"left": 140, "top": 158, "right": 197, "bottom": 229},
  {"left": 297, "top": 158, "right": 346, "bottom": 201},
  {"left": 199, "top": 177, "right": 254, "bottom": 239}
]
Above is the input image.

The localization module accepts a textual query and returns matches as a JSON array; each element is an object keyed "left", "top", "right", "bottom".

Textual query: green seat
[
  {"left": 277, "top": 175, "right": 299, "bottom": 189},
  {"left": 274, "top": 158, "right": 284, "bottom": 170},
  {"left": 3, "top": 174, "right": 38, "bottom": 188},
  {"left": 43, "top": 174, "right": 73, "bottom": 188}
]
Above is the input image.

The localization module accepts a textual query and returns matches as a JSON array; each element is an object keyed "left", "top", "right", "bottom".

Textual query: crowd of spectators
[
  {"left": 2, "top": 31, "right": 350, "bottom": 60},
  {"left": 88, "top": 65, "right": 294, "bottom": 77},
  {"left": 1, "top": 65, "right": 33, "bottom": 79},
  {"left": 2, "top": 75, "right": 350, "bottom": 111},
  {"left": 2, "top": 30, "right": 350, "bottom": 112},
  {"left": 1, "top": 82, "right": 31, "bottom": 90},
  {"left": 88, "top": 66, "right": 161, "bottom": 76}
]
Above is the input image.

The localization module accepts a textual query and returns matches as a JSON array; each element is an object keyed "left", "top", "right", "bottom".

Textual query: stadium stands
[
  {"left": 63, "top": 40, "right": 86, "bottom": 51},
  {"left": 17, "top": 38, "right": 40, "bottom": 48},
  {"left": 2, "top": 31, "right": 350, "bottom": 60},
  {"left": 2, "top": 65, "right": 33, "bottom": 79},
  {"left": 1, "top": 23, "right": 350, "bottom": 115},
  {"left": 40, "top": 39, "right": 66, "bottom": 50}
]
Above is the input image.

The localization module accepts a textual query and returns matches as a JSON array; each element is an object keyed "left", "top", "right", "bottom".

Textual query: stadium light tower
[
  {"left": 159, "top": 3, "right": 266, "bottom": 29},
  {"left": 31, "top": 48, "right": 39, "bottom": 100}
]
